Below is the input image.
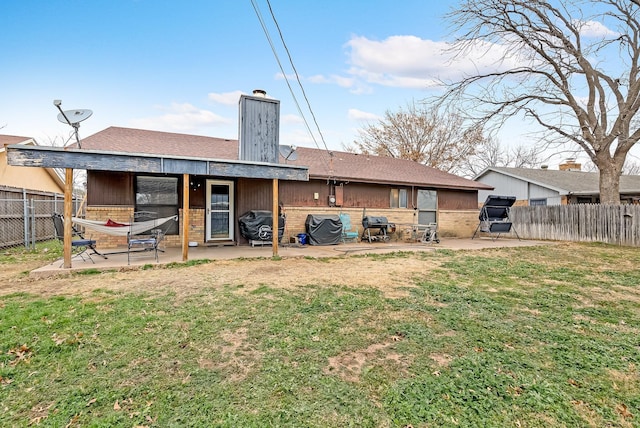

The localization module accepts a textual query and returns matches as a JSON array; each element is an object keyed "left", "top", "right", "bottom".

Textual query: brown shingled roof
[
  {"left": 80, "top": 127, "right": 490, "bottom": 191},
  {"left": 0, "top": 135, "right": 34, "bottom": 148}
]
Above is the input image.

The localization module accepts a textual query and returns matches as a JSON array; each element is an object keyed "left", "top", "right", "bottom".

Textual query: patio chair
[
  {"left": 52, "top": 213, "right": 106, "bottom": 264},
  {"left": 339, "top": 213, "right": 359, "bottom": 243},
  {"left": 127, "top": 211, "right": 165, "bottom": 265},
  {"left": 472, "top": 195, "right": 521, "bottom": 241}
]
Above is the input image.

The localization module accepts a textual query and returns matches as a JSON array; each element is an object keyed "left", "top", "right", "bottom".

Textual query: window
[
  {"left": 135, "top": 176, "right": 179, "bottom": 235},
  {"left": 530, "top": 198, "right": 547, "bottom": 206},
  {"left": 390, "top": 188, "right": 408, "bottom": 208},
  {"left": 417, "top": 189, "right": 437, "bottom": 224}
]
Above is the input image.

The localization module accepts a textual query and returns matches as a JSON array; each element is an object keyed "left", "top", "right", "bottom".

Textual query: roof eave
[
  {"left": 6, "top": 145, "right": 309, "bottom": 181},
  {"left": 310, "top": 174, "right": 491, "bottom": 191},
  {"left": 479, "top": 167, "right": 569, "bottom": 193}
]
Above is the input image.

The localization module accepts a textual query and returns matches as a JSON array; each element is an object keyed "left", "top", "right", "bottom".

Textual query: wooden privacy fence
[{"left": 509, "top": 204, "right": 640, "bottom": 247}]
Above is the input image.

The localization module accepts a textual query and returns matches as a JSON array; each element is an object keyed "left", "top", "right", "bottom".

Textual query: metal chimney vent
[{"left": 238, "top": 92, "right": 280, "bottom": 163}]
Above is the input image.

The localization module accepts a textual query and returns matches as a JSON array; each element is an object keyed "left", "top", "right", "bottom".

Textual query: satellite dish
[
  {"left": 279, "top": 144, "right": 298, "bottom": 161},
  {"left": 57, "top": 109, "right": 93, "bottom": 125},
  {"left": 53, "top": 100, "right": 93, "bottom": 148}
]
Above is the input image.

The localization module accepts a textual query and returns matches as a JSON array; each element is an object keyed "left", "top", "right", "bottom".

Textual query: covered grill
[{"left": 238, "top": 210, "right": 285, "bottom": 246}]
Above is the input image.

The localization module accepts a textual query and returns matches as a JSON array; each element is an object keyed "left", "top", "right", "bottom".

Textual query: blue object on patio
[
  {"left": 297, "top": 233, "right": 308, "bottom": 245},
  {"left": 339, "top": 213, "right": 359, "bottom": 243},
  {"left": 52, "top": 213, "right": 106, "bottom": 264}
]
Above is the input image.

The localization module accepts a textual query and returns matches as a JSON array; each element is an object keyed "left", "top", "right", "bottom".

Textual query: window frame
[
  {"left": 134, "top": 175, "right": 180, "bottom": 235},
  {"left": 390, "top": 188, "right": 408, "bottom": 209}
]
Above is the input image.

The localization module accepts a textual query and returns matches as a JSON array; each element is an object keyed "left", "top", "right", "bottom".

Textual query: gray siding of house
[
  {"left": 478, "top": 171, "right": 528, "bottom": 202},
  {"left": 478, "top": 171, "right": 562, "bottom": 205},
  {"left": 529, "top": 183, "right": 561, "bottom": 203}
]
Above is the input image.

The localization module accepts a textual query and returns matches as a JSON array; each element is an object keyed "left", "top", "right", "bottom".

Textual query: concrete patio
[{"left": 30, "top": 237, "right": 551, "bottom": 278}]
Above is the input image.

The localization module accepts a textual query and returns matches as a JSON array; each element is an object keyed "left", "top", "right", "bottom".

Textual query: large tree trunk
[{"left": 598, "top": 164, "right": 622, "bottom": 205}]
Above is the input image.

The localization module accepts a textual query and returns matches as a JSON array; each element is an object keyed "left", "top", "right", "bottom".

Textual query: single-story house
[
  {"left": 474, "top": 160, "right": 640, "bottom": 206},
  {"left": 1, "top": 135, "right": 65, "bottom": 194},
  {"left": 76, "top": 126, "right": 490, "bottom": 247},
  {"left": 7, "top": 93, "right": 492, "bottom": 255}
]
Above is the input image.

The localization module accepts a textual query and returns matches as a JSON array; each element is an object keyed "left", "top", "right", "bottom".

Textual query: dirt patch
[
  {"left": 324, "top": 335, "right": 409, "bottom": 383},
  {"left": 213, "top": 327, "right": 262, "bottom": 383},
  {"left": 429, "top": 353, "right": 454, "bottom": 367},
  {"left": 0, "top": 256, "right": 441, "bottom": 300}
]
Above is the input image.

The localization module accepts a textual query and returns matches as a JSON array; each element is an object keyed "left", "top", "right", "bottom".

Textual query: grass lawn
[{"left": 1, "top": 243, "right": 639, "bottom": 427}]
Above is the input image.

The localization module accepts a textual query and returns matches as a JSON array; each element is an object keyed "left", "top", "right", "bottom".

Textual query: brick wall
[
  {"left": 437, "top": 210, "right": 479, "bottom": 238},
  {"left": 87, "top": 205, "right": 481, "bottom": 248},
  {"left": 86, "top": 206, "right": 132, "bottom": 248},
  {"left": 85, "top": 206, "right": 194, "bottom": 249},
  {"left": 177, "top": 208, "right": 205, "bottom": 247},
  {"left": 282, "top": 206, "right": 477, "bottom": 242}
]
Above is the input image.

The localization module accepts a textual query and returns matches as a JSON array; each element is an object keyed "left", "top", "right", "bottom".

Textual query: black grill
[{"left": 362, "top": 216, "right": 389, "bottom": 229}]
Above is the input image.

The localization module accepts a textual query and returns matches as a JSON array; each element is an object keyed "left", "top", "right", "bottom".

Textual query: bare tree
[
  {"left": 440, "top": 0, "right": 640, "bottom": 204},
  {"left": 458, "top": 136, "right": 548, "bottom": 177},
  {"left": 350, "top": 102, "right": 486, "bottom": 173}
]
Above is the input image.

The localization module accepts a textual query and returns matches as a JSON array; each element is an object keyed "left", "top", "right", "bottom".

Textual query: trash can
[{"left": 297, "top": 233, "right": 308, "bottom": 245}]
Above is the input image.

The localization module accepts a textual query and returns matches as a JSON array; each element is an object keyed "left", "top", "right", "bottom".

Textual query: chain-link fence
[{"left": 0, "top": 196, "right": 82, "bottom": 249}]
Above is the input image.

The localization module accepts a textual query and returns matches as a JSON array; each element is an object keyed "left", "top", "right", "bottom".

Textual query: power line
[
  {"left": 250, "top": 0, "right": 333, "bottom": 174},
  {"left": 265, "top": 0, "right": 331, "bottom": 155}
]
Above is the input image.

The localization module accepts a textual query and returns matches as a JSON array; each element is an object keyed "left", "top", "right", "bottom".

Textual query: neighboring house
[
  {"left": 6, "top": 93, "right": 491, "bottom": 250},
  {"left": 474, "top": 160, "right": 640, "bottom": 206},
  {"left": 0, "top": 135, "right": 65, "bottom": 194}
]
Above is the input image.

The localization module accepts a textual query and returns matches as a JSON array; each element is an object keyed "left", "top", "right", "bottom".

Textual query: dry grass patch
[{"left": 324, "top": 335, "right": 410, "bottom": 383}]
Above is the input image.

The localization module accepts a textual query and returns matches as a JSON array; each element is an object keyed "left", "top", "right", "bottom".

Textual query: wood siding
[
  {"left": 188, "top": 176, "right": 206, "bottom": 209},
  {"left": 437, "top": 189, "right": 479, "bottom": 210},
  {"left": 279, "top": 180, "right": 395, "bottom": 208},
  {"left": 235, "top": 178, "right": 274, "bottom": 244},
  {"left": 87, "top": 171, "right": 134, "bottom": 206}
]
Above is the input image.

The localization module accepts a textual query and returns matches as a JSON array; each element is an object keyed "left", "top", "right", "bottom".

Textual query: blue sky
[
  {"left": 2, "top": 0, "right": 634, "bottom": 168},
  {"left": 0, "top": 1, "right": 489, "bottom": 149}
]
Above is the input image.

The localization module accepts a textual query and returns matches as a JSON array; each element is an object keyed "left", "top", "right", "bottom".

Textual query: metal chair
[
  {"left": 419, "top": 223, "right": 440, "bottom": 244},
  {"left": 339, "top": 213, "right": 359, "bottom": 243},
  {"left": 127, "top": 212, "right": 164, "bottom": 265},
  {"left": 52, "top": 213, "right": 106, "bottom": 264}
]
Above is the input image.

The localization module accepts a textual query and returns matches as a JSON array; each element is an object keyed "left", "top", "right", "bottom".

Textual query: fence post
[
  {"left": 30, "top": 200, "right": 36, "bottom": 250},
  {"left": 22, "top": 189, "right": 29, "bottom": 249}
]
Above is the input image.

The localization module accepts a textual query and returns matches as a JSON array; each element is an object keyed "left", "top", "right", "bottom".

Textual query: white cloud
[
  {"left": 129, "top": 102, "right": 231, "bottom": 132},
  {"left": 281, "top": 113, "right": 303, "bottom": 124},
  {"left": 207, "top": 91, "right": 245, "bottom": 105},
  {"left": 347, "top": 109, "right": 381, "bottom": 121},
  {"left": 307, "top": 74, "right": 330, "bottom": 84},
  {"left": 576, "top": 20, "right": 620, "bottom": 38},
  {"left": 342, "top": 35, "right": 519, "bottom": 89},
  {"left": 279, "top": 128, "right": 315, "bottom": 147}
]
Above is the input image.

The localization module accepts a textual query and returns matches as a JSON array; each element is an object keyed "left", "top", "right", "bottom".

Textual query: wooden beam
[
  {"left": 182, "top": 174, "right": 190, "bottom": 262},
  {"left": 6, "top": 145, "right": 309, "bottom": 181},
  {"left": 63, "top": 168, "right": 73, "bottom": 268},
  {"left": 272, "top": 178, "right": 279, "bottom": 257}
]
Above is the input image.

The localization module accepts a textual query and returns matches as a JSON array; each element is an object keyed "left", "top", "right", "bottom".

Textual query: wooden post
[
  {"left": 272, "top": 178, "right": 279, "bottom": 257},
  {"left": 63, "top": 168, "right": 73, "bottom": 268},
  {"left": 182, "top": 174, "right": 190, "bottom": 261}
]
